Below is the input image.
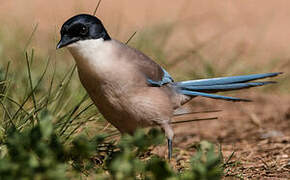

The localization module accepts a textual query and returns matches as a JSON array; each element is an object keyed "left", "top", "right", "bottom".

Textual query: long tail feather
[
  {"left": 180, "top": 81, "right": 276, "bottom": 93},
  {"left": 179, "top": 90, "right": 251, "bottom": 101},
  {"left": 176, "top": 72, "right": 281, "bottom": 101},
  {"left": 176, "top": 72, "right": 282, "bottom": 86}
]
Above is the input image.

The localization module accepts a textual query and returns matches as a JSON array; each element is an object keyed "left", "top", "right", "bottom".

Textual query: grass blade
[
  {"left": 93, "top": 0, "right": 102, "bottom": 16},
  {"left": 125, "top": 31, "right": 137, "bottom": 45}
]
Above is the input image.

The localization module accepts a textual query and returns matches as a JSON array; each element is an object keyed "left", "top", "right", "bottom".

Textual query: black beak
[
  {"left": 56, "top": 39, "right": 65, "bottom": 49},
  {"left": 56, "top": 36, "right": 78, "bottom": 49}
]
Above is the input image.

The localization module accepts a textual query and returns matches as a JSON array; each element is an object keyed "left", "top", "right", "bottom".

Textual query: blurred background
[
  {"left": 0, "top": 0, "right": 289, "bottom": 178},
  {"left": 1, "top": 0, "right": 290, "bottom": 80}
]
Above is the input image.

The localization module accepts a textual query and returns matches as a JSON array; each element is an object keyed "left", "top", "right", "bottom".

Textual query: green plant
[
  {"left": 0, "top": 118, "right": 224, "bottom": 180},
  {"left": 0, "top": 119, "right": 67, "bottom": 180}
]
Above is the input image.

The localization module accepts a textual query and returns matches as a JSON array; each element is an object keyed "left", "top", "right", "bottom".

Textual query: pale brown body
[{"left": 67, "top": 39, "right": 189, "bottom": 139}]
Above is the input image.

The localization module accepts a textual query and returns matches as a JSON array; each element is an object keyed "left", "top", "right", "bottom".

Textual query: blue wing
[{"left": 147, "top": 68, "right": 174, "bottom": 87}]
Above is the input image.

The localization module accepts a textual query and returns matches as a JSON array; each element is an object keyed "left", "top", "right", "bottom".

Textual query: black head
[{"left": 57, "top": 14, "right": 111, "bottom": 49}]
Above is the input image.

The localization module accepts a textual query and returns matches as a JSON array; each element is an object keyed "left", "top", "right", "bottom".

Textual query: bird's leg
[
  {"left": 160, "top": 122, "right": 174, "bottom": 160},
  {"left": 167, "top": 138, "right": 172, "bottom": 160}
]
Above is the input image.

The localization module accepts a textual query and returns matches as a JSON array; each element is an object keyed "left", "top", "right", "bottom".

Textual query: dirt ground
[{"left": 166, "top": 92, "right": 290, "bottom": 179}]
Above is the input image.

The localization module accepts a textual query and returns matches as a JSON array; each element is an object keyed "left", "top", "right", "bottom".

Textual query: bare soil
[{"left": 164, "top": 92, "right": 290, "bottom": 179}]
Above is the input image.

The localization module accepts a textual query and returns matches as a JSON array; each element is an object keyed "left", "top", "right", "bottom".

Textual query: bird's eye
[
  {"left": 67, "top": 24, "right": 88, "bottom": 37},
  {"left": 80, "top": 26, "right": 88, "bottom": 35}
]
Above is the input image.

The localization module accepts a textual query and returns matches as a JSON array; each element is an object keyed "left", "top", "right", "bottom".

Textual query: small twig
[
  {"left": 223, "top": 150, "right": 236, "bottom": 167},
  {"left": 125, "top": 31, "right": 137, "bottom": 45},
  {"left": 258, "top": 157, "right": 270, "bottom": 169},
  {"left": 174, "top": 110, "right": 222, "bottom": 117},
  {"left": 93, "top": 0, "right": 102, "bottom": 16},
  {"left": 99, "top": 122, "right": 111, "bottom": 133},
  {"left": 170, "top": 117, "right": 218, "bottom": 124}
]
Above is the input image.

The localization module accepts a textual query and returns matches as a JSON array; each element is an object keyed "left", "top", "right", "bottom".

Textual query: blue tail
[{"left": 176, "top": 72, "right": 282, "bottom": 101}]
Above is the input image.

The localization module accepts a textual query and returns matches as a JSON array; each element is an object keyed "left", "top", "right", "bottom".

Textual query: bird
[{"left": 57, "top": 14, "right": 281, "bottom": 159}]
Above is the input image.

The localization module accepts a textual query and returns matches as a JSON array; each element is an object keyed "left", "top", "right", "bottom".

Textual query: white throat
[
  {"left": 67, "top": 38, "right": 115, "bottom": 76},
  {"left": 67, "top": 38, "right": 106, "bottom": 63}
]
